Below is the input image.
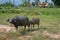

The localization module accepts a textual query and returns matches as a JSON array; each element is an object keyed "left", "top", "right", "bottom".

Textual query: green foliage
[
  {"left": 0, "top": 3, "right": 13, "bottom": 7},
  {"left": 48, "top": 3, "right": 55, "bottom": 8},
  {"left": 55, "top": 0, "right": 60, "bottom": 6},
  {"left": 0, "top": 8, "right": 20, "bottom": 13},
  {"left": 0, "top": 8, "right": 60, "bottom": 24},
  {"left": 32, "top": 2, "right": 35, "bottom": 6},
  {"left": 22, "top": 0, "right": 30, "bottom": 7},
  {"left": 35, "top": 0, "right": 39, "bottom": 7},
  {"left": 19, "top": 4, "right": 24, "bottom": 7},
  {"left": 0, "top": 7, "right": 60, "bottom": 16},
  {"left": 52, "top": 0, "right": 60, "bottom": 6}
]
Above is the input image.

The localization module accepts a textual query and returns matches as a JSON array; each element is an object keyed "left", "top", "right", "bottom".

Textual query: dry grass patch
[
  {"left": 42, "top": 31, "right": 60, "bottom": 39},
  {"left": 0, "top": 25, "right": 16, "bottom": 33}
]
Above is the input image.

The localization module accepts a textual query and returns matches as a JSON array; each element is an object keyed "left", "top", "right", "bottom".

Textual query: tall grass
[{"left": 0, "top": 7, "right": 60, "bottom": 15}]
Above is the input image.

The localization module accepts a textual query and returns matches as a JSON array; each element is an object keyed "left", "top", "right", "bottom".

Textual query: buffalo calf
[{"left": 29, "top": 17, "right": 40, "bottom": 29}]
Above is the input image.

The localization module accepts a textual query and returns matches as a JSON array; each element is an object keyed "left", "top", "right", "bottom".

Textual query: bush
[{"left": 48, "top": 2, "right": 55, "bottom": 8}]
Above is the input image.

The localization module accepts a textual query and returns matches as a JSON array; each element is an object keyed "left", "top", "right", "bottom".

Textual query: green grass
[{"left": 0, "top": 8, "right": 60, "bottom": 40}]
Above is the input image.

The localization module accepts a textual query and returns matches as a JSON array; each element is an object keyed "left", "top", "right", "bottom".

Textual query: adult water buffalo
[
  {"left": 7, "top": 16, "right": 30, "bottom": 30},
  {"left": 29, "top": 17, "right": 40, "bottom": 29}
]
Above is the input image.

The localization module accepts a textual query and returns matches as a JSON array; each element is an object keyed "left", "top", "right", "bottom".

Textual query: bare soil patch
[
  {"left": 0, "top": 25, "right": 16, "bottom": 33},
  {"left": 18, "top": 35, "right": 33, "bottom": 40},
  {"left": 42, "top": 31, "right": 60, "bottom": 39}
]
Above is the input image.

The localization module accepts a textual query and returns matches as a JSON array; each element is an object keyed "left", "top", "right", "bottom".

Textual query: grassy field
[{"left": 0, "top": 8, "right": 60, "bottom": 40}]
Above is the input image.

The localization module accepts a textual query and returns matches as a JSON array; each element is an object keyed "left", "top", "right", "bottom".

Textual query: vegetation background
[{"left": 0, "top": 0, "right": 60, "bottom": 40}]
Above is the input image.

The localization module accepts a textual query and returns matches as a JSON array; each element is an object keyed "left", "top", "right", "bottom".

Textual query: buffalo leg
[
  {"left": 31, "top": 25, "right": 32, "bottom": 30},
  {"left": 15, "top": 25, "right": 18, "bottom": 30},
  {"left": 31, "top": 25, "right": 33, "bottom": 30},
  {"left": 33, "top": 24, "right": 34, "bottom": 29},
  {"left": 28, "top": 25, "right": 30, "bottom": 31},
  {"left": 24, "top": 25, "right": 26, "bottom": 31},
  {"left": 38, "top": 23, "right": 39, "bottom": 29}
]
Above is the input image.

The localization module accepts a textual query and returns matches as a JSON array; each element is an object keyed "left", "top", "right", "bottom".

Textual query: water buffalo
[
  {"left": 7, "top": 16, "right": 30, "bottom": 31},
  {"left": 29, "top": 17, "right": 40, "bottom": 29}
]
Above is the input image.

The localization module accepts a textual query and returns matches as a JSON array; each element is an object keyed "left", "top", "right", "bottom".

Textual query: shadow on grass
[{"left": 20, "top": 28, "right": 39, "bottom": 35}]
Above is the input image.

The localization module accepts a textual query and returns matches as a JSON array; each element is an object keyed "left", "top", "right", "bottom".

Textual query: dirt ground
[
  {"left": 0, "top": 25, "right": 60, "bottom": 40},
  {"left": 0, "top": 25, "right": 16, "bottom": 33}
]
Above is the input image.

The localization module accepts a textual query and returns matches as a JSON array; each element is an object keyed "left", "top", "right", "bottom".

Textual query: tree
[
  {"left": 52, "top": 0, "right": 55, "bottom": 2},
  {"left": 52, "top": 0, "right": 60, "bottom": 6},
  {"left": 28, "top": 0, "right": 30, "bottom": 4},
  {"left": 55, "top": 0, "right": 60, "bottom": 6},
  {"left": 45, "top": 0, "right": 48, "bottom": 3},
  {"left": 27, "top": 0, "right": 30, "bottom": 7},
  {"left": 35, "top": 0, "right": 39, "bottom": 7},
  {"left": 32, "top": 2, "right": 35, "bottom": 6},
  {"left": 22, "top": 0, "right": 30, "bottom": 7},
  {"left": 22, "top": 0, "right": 27, "bottom": 7}
]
